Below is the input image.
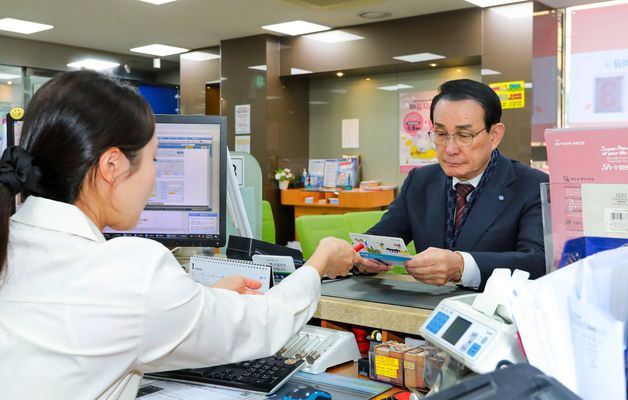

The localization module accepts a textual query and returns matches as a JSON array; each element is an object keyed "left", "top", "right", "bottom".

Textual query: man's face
[{"left": 431, "top": 99, "right": 503, "bottom": 180}]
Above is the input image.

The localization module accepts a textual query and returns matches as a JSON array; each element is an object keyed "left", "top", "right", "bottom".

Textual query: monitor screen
[{"left": 104, "top": 115, "right": 227, "bottom": 247}]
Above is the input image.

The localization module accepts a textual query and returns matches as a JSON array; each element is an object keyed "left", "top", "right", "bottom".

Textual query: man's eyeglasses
[{"left": 428, "top": 127, "right": 487, "bottom": 147}]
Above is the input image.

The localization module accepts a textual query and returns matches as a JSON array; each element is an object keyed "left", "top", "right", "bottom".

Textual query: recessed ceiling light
[
  {"left": 138, "top": 0, "right": 177, "bottom": 4},
  {"left": 130, "top": 44, "right": 189, "bottom": 56},
  {"left": 309, "top": 101, "right": 328, "bottom": 105},
  {"left": 464, "top": 0, "right": 521, "bottom": 7},
  {"left": 429, "top": 63, "right": 438, "bottom": 67},
  {"left": 366, "top": 77, "right": 371, "bottom": 81},
  {"left": 393, "top": 53, "right": 445, "bottom": 63},
  {"left": 180, "top": 51, "right": 220, "bottom": 61},
  {"left": 0, "top": 73, "right": 21, "bottom": 80},
  {"left": 304, "top": 30, "right": 364, "bottom": 43},
  {"left": 0, "top": 18, "right": 53, "bottom": 34},
  {"left": 262, "top": 20, "right": 330, "bottom": 36},
  {"left": 359, "top": 11, "right": 392, "bottom": 19},
  {"left": 377, "top": 84, "right": 414, "bottom": 91},
  {"left": 291, "top": 68, "right": 312, "bottom": 75},
  {"left": 7, "top": 81, "right": 12, "bottom": 85},
  {"left": 456, "top": 68, "right": 462, "bottom": 72},
  {"left": 248, "top": 65, "right": 267, "bottom": 71},
  {"left": 67, "top": 59, "right": 120, "bottom": 71},
  {"left": 481, "top": 68, "right": 502, "bottom": 75},
  {"left": 336, "top": 72, "right": 344, "bottom": 77}
]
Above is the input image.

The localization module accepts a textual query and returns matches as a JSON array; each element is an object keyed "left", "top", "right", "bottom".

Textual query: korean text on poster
[{"left": 399, "top": 90, "right": 438, "bottom": 173}]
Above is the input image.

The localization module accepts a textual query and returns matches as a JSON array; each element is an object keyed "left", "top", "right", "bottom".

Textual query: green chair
[
  {"left": 344, "top": 210, "right": 385, "bottom": 234},
  {"left": 261, "top": 200, "right": 276, "bottom": 244},
  {"left": 295, "top": 214, "right": 352, "bottom": 259}
]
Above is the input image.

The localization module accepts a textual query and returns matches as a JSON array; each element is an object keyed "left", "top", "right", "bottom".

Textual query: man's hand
[
  {"left": 211, "top": 275, "right": 263, "bottom": 294},
  {"left": 352, "top": 253, "right": 393, "bottom": 273},
  {"left": 404, "top": 247, "right": 463, "bottom": 286}
]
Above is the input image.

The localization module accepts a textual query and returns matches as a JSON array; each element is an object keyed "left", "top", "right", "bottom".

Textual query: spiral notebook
[{"left": 189, "top": 256, "right": 272, "bottom": 293}]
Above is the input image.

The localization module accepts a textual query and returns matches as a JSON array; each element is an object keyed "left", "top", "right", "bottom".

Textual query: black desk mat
[{"left": 321, "top": 275, "right": 474, "bottom": 309}]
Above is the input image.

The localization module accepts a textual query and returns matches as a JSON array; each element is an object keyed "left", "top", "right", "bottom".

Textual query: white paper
[
  {"left": 230, "top": 155, "right": 245, "bottom": 187},
  {"left": 511, "top": 246, "right": 628, "bottom": 399},
  {"left": 341, "top": 118, "right": 359, "bottom": 148},
  {"left": 582, "top": 183, "right": 628, "bottom": 237},
  {"left": 323, "top": 159, "right": 339, "bottom": 188},
  {"left": 235, "top": 104, "right": 251, "bottom": 134},
  {"left": 235, "top": 135, "right": 251, "bottom": 153},
  {"left": 308, "top": 159, "right": 325, "bottom": 176},
  {"left": 568, "top": 295, "right": 626, "bottom": 400},
  {"left": 189, "top": 256, "right": 271, "bottom": 293}
]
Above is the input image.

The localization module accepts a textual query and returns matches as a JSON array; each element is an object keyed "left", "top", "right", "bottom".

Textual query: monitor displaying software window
[{"left": 104, "top": 115, "right": 227, "bottom": 247}]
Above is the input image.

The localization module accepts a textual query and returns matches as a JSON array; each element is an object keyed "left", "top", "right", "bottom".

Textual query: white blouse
[{"left": 0, "top": 196, "right": 321, "bottom": 400}]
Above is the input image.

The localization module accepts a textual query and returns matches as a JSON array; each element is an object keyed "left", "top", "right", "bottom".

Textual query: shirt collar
[
  {"left": 10, "top": 196, "right": 106, "bottom": 242},
  {"left": 452, "top": 172, "right": 483, "bottom": 189}
]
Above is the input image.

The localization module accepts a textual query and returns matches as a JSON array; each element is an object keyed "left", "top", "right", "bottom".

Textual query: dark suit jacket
[{"left": 368, "top": 153, "right": 549, "bottom": 290}]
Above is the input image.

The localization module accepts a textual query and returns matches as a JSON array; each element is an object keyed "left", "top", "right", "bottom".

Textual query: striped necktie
[{"left": 455, "top": 183, "right": 475, "bottom": 233}]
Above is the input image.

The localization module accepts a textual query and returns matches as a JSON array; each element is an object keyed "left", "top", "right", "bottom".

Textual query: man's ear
[
  {"left": 97, "top": 147, "right": 127, "bottom": 185},
  {"left": 489, "top": 123, "right": 505, "bottom": 150}
]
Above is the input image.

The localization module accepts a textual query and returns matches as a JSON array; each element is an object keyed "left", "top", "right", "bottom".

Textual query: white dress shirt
[
  {"left": 452, "top": 174, "right": 483, "bottom": 289},
  {"left": 0, "top": 196, "right": 321, "bottom": 400}
]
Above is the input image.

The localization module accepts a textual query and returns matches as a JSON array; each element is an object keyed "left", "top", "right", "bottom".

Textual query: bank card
[{"left": 349, "top": 233, "right": 412, "bottom": 265}]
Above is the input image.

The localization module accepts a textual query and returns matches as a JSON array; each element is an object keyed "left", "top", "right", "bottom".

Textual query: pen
[{"left": 353, "top": 243, "right": 365, "bottom": 252}]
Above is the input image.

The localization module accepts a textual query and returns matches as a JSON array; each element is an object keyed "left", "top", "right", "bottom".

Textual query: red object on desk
[{"left": 353, "top": 243, "right": 365, "bottom": 252}]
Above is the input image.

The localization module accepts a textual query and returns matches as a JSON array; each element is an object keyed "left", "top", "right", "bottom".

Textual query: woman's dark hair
[
  {"left": 0, "top": 69, "right": 154, "bottom": 276},
  {"left": 429, "top": 79, "right": 502, "bottom": 131}
]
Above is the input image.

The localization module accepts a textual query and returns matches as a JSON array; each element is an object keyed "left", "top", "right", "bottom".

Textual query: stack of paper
[{"left": 511, "top": 246, "right": 628, "bottom": 400}]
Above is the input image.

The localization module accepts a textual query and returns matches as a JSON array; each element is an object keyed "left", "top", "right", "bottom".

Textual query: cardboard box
[{"left": 404, "top": 348, "right": 426, "bottom": 389}]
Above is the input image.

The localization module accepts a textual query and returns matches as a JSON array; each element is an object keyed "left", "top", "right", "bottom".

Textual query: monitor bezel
[{"left": 104, "top": 114, "right": 228, "bottom": 248}]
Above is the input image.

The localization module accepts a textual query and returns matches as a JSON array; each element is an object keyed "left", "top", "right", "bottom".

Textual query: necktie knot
[{"left": 455, "top": 183, "right": 474, "bottom": 200}]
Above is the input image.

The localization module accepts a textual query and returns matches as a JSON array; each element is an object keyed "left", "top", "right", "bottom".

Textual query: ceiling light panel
[
  {"left": 67, "top": 59, "right": 120, "bottom": 71},
  {"left": 481, "top": 68, "right": 502, "bottom": 75},
  {"left": 393, "top": 53, "right": 445, "bottom": 63},
  {"left": 262, "top": 20, "right": 330, "bottom": 36},
  {"left": 138, "top": 0, "right": 177, "bottom": 4},
  {"left": 0, "top": 18, "right": 53, "bottom": 34},
  {"left": 490, "top": 2, "right": 532, "bottom": 19},
  {"left": 0, "top": 73, "right": 21, "bottom": 80},
  {"left": 291, "top": 68, "right": 312, "bottom": 75},
  {"left": 304, "top": 30, "right": 364, "bottom": 43},
  {"left": 465, "top": 0, "right": 522, "bottom": 7},
  {"left": 377, "top": 84, "right": 414, "bottom": 91},
  {"left": 130, "top": 44, "right": 189, "bottom": 56},
  {"left": 180, "top": 51, "right": 220, "bottom": 61},
  {"left": 248, "top": 65, "right": 267, "bottom": 71}
]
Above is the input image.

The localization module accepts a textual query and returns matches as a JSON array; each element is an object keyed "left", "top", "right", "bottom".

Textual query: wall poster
[{"left": 399, "top": 90, "right": 438, "bottom": 173}]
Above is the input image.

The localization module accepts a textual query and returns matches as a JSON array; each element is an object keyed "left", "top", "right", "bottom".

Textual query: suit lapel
[
  {"left": 456, "top": 155, "right": 516, "bottom": 250},
  {"left": 424, "top": 171, "right": 448, "bottom": 248}
]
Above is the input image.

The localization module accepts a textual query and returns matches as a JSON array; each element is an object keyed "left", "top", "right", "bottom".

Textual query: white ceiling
[
  {"left": 0, "top": 0, "right": 608, "bottom": 60},
  {"left": 0, "top": 0, "right": 477, "bottom": 57}
]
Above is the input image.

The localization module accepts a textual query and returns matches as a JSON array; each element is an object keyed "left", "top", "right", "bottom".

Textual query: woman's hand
[
  {"left": 307, "top": 237, "right": 355, "bottom": 279},
  {"left": 210, "top": 275, "right": 263, "bottom": 294}
]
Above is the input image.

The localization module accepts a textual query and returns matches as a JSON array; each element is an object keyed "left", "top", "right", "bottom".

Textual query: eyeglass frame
[{"left": 428, "top": 126, "right": 489, "bottom": 148}]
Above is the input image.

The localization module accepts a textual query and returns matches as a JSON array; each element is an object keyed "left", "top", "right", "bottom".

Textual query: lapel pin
[{"left": 498, "top": 195, "right": 504, "bottom": 201}]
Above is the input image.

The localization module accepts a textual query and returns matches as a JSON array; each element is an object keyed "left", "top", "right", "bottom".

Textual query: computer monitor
[{"left": 104, "top": 115, "right": 227, "bottom": 247}]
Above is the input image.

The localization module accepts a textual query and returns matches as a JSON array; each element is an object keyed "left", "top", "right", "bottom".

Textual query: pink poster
[
  {"left": 399, "top": 90, "right": 438, "bottom": 173},
  {"left": 545, "top": 127, "right": 628, "bottom": 266}
]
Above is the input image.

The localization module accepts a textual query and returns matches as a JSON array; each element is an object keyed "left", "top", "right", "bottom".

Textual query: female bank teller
[{"left": 0, "top": 70, "right": 356, "bottom": 399}]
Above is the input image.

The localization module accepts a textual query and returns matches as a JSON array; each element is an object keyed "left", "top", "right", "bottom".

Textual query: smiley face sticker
[{"left": 9, "top": 107, "right": 24, "bottom": 120}]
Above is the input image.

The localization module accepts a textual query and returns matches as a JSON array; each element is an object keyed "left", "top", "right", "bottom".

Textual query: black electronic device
[
  {"left": 226, "top": 235, "right": 305, "bottom": 268},
  {"left": 427, "top": 362, "right": 580, "bottom": 400},
  {"left": 103, "top": 115, "right": 227, "bottom": 247},
  {"left": 146, "top": 355, "right": 304, "bottom": 395}
]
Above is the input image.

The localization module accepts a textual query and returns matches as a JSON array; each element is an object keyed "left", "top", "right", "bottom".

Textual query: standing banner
[{"left": 399, "top": 90, "right": 438, "bottom": 173}]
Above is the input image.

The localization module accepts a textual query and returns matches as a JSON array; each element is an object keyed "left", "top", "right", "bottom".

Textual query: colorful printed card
[{"left": 349, "top": 233, "right": 412, "bottom": 265}]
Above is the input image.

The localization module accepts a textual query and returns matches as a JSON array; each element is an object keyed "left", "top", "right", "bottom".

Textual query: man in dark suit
[{"left": 355, "top": 79, "right": 548, "bottom": 290}]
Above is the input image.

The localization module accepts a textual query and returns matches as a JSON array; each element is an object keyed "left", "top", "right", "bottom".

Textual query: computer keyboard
[{"left": 146, "top": 355, "right": 304, "bottom": 395}]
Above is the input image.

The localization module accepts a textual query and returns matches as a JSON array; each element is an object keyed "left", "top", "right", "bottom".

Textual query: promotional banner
[{"left": 399, "top": 90, "right": 438, "bottom": 173}]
